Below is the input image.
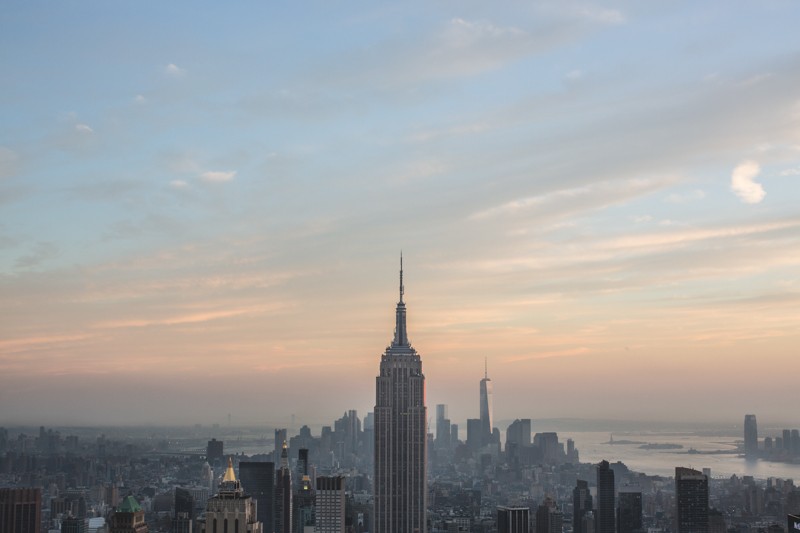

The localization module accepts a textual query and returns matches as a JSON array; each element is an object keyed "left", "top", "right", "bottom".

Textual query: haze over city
[{"left": 1, "top": 2, "right": 799, "bottom": 426}]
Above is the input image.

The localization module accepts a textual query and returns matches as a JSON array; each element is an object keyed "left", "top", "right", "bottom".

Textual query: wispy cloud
[
  {"left": 731, "top": 160, "right": 765, "bottom": 204},
  {"left": 406, "top": 122, "right": 489, "bottom": 143},
  {"left": 200, "top": 170, "right": 237, "bottom": 183},
  {"left": 15, "top": 242, "right": 58, "bottom": 269},
  {"left": 164, "top": 63, "right": 186, "bottom": 77},
  {"left": 386, "top": 17, "right": 539, "bottom": 82},
  {"left": 389, "top": 159, "right": 450, "bottom": 182},
  {"left": 300, "top": 15, "right": 599, "bottom": 95},
  {"left": 666, "top": 189, "right": 705, "bottom": 204},
  {"left": 470, "top": 176, "right": 677, "bottom": 220},
  {"left": 504, "top": 346, "right": 591, "bottom": 363},
  {"left": 565, "top": 69, "right": 583, "bottom": 81},
  {"left": 598, "top": 219, "right": 799, "bottom": 252},
  {"left": 779, "top": 166, "right": 800, "bottom": 176},
  {"left": 74, "top": 123, "right": 93, "bottom": 134},
  {"left": 571, "top": 6, "right": 626, "bottom": 24},
  {"left": 739, "top": 72, "right": 773, "bottom": 87},
  {"left": 94, "top": 306, "right": 268, "bottom": 330},
  {"left": 0, "top": 333, "right": 97, "bottom": 356}
]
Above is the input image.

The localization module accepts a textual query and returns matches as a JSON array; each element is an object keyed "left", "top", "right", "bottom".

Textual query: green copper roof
[{"left": 118, "top": 495, "right": 142, "bottom": 513}]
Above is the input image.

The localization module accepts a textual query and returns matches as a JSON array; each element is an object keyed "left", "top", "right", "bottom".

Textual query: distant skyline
[{"left": 1, "top": 2, "right": 799, "bottom": 426}]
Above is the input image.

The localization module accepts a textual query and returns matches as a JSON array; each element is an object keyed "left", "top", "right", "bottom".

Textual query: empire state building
[{"left": 374, "top": 257, "right": 427, "bottom": 533}]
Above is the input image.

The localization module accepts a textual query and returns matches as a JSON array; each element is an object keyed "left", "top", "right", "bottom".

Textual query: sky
[{"left": 1, "top": 1, "right": 799, "bottom": 428}]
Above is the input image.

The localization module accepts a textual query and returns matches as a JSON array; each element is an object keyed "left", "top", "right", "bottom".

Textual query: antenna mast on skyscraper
[{"left": 399, "top": 251, "right": 404, "bottom": 303}]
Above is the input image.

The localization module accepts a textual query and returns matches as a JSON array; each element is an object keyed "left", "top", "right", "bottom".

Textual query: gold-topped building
[{"left": 199, "top": 457, "right": 263, "bottom": 533}]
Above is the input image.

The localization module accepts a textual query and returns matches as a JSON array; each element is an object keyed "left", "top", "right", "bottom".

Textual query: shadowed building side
[
  {"left": 596, "top": 461, "right": 615, "bottom": 533},
  {"left": 0, "top": 488, "right": 42, "bottom": 533},
  {"left": 239, "top": 461, "right": 275, "bottom": 533},
  {"left": 676, "top": 467, "right": 709, "bottom": 533}
]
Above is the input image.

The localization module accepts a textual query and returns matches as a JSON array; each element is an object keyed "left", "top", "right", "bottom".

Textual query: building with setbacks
[
  {"left": 200, "top": 458, "right": 262, "bottom": 533},
  {"left": 374, "top": 257, "right": 427, "bottom": 533}
]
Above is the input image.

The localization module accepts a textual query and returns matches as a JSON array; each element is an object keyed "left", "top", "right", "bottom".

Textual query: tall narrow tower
[
  {"left": 596, "top": 460, "right": 615, "bottom": 533},
  {"left": 743, "top": 414, "right": 758, "bottom": 459},
  {"left": 374, "top": 255, "right": 427, "bottom": 533},
  {"left": 275, "top": 442, "right": 292, "bottom": 533},
  {"left": 479, "top": 358, "right": 493, "bottom": 447}
]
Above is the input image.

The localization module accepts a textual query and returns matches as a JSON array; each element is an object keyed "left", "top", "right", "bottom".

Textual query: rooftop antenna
[{"left": 399, "top": 251, "right": 404, "bottom": 303}]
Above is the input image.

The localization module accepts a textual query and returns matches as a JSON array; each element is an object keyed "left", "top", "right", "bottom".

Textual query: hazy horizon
[
  {"left": 1, "top": 2, "right": 799, "bottom": 427},
  {"left": 1, "top": 415, "right": 795, "bottom": 436}
]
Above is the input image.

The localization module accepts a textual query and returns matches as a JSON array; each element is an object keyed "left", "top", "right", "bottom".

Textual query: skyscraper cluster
[
  {"left": 740, "top": 414, "right": 800, "bottom": 464},
  {"left": 1, "top": 265, "right": 797, "bottom": 533}
]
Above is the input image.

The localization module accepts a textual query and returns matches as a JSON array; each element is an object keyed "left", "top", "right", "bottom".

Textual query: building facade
[
  {"left": 109, "top": 496, "right": 149, "bottom": 533},
  {"left": 617, "top": 489, "right": 642, "bottom": 533},
  {"left": 498, "top": 506, "right": 530, "bottom": 533},
  {"left": 535, "top": 497, "right": 563, "bottom": 533},
  {"left": 435, "top": 404, "right": 450, "bottom": 450},
  {"left": 316, "top": 476, "right": 346, "bottom": 533},
  {"left": 238, "top": 461, "right": 274, "bottom": 533},
  {"left": 596, "top": 461, "right": 615, "bottom": 533},
  {"left": 374, "top": 257, "right": 427, "bottom": 533},
  {"left": 207, "top": 439, "right": 224, "bottom": 466},
  {"left": 0, "top": 488, "right": 42, "bottom": 533},
  {"left": 573, "top": 480, "right": 593, "bottom": 533},
  {"left": 61, "top": 514, "right": 88, "bottom": 533},
  {"left": 744, "top": 415, "right": 758, "bottom": 459},
  {"left": 675, "top": 467, "right": 709, "bottom": 533},
  {"left": 275, "top": 442, "right": 293, "bottom": 533}
]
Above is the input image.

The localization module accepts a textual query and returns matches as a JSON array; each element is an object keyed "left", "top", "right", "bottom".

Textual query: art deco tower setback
[{"left": 374, "top": 256, "right": 427, "bottom": 533}]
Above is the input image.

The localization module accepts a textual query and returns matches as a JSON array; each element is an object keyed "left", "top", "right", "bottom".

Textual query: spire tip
[{"left": 399, "top": 252, "right": 404, "bottom": 303}]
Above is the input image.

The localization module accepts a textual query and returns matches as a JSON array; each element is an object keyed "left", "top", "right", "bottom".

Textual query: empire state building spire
[
  {"left": 393, "top": 253, "right": 409, "bottom": 347},
  {"left": 375, "top": 255, "right": 427, "bottom": 533}
]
